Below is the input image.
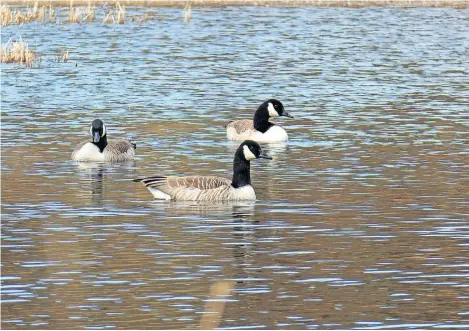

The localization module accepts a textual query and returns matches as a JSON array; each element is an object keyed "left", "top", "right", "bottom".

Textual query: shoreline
[{"left": 3, "top": 0, "right": 469, "bottom": 8}]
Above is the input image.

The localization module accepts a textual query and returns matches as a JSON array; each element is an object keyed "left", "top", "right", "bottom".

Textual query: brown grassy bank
[{"left": 3, "top": 0, "right": 469, "bottom": 8}]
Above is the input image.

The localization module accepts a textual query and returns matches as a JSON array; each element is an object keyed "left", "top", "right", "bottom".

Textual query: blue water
[{"left": 2, "top": 5, "right": 469, "bottom": 330}]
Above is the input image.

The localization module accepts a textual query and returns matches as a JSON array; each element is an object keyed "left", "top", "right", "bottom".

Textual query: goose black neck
[
  {"left": 93, "top": 135, "right": 108, "bottom": 153},
  {"left": 253, "top": 106, "right": 273, "bottom": 133},
  {"left": 231, "top": 149, "right": 251, "bottom": 188}
]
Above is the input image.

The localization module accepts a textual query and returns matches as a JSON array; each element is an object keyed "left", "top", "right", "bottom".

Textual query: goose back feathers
[{"left": 135, "top": 175, "right": 253, "bottom": 201}]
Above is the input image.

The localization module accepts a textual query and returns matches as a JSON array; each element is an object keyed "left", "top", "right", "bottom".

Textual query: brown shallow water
[{"left": 2, "top": 6, "right": 469, "bottom": 330}]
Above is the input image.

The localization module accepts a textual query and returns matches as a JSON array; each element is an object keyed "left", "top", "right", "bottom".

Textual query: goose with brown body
[{"left": 134, "top": 140, "right": 271, "bottom": 201}]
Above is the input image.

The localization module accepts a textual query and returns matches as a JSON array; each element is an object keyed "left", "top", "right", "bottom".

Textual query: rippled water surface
[{"left": 2, "top": 6, "right": 469, "bottom": 330}]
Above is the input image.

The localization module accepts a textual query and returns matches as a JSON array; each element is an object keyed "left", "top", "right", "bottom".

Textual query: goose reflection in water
[
  {"left": 75, "top": 161, "right": 137, "bottom": 204},
  {"left": 149, "top": 200, "right": 256, "bottom": 218}
]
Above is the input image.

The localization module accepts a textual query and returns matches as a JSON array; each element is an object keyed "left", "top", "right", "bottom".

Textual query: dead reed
[
  {"left": 66, "top": 6, "right": 81, "bottom": 22},
  {"left": 49, "top": 4, "right": 55, "bottom": 22},
  {"left": 117, "top": 2, "right": 125, "bottom": 23},
  {"left": 1, "top": 37, "right": 37, "bottom": 67},
  {"left": 102, "top": 9, "right": 115, "bottom": 23},
  {"left": 130, "top": 10, "right": 153, "bottom": 23},
  {"left": 2, "top": 0, "right": 466, "bottom": 27},
  {"left": 1, "top": 2, "right": 56, "bottom": 26},
  {"left": 1, "top": 5, "right": 13, "bottom": 26},
  {"left": 103, "top": 3, "right": 125, "bottom": 23},
  {"left": 56, "top": 48, "right": 69, "bottom": 62},
  {"left": 184, "top": 2, "right": 191, "bottom": 22},
  {"left": 63, "top": 1, "right": 97, "bottom": 22},
  {"left": 37, "top": 5, "right": 46, "bottom": 21},
  {"left": 12, "top": 10, "right": 26, "bottom": 24},
  {"left": 83, "top": 3, "right": 95, "bottom": 22}
]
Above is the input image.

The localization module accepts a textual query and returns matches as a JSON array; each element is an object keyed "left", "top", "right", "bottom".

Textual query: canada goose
[
  {"left": 134, "top": 140, "right": 272, "bottom": 201},
  {"left": 71, "top": 119, "right": 136, "bottom": 162},
  {"left": 226, "top": 99, "right": 293, "bottom": 143}
]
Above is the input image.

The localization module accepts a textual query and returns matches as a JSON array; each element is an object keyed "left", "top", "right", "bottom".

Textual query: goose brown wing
[
  {"left": 107, "top": 139, "right": 136, "bottom": 153},
  {"left": 226, "top": 119, "right": 254, "bottom": 134},
  {"left": 103, "top": 139, "right": 136, "bottom": 162},
  {"left": 136, "top": 175, "right": 231, "bottom": 190}
]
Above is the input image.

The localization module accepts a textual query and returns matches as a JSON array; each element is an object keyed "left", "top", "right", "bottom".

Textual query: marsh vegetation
[
  {"left": 3, "top": 0, "right": 469, "bottom": 7},
  {"left": 0, "top": 2, "right": 151, "bottom": 26},
  {"left": 2, "top": 0, "right": 467, "bottom": 28},
  {"left": 0, "top": 37, "right": 37, "bottom": 66}
]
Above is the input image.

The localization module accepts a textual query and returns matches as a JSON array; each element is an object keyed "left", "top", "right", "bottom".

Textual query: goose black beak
[
  {"left": 283, "top": 112, "right": 294, "bottom": 119},
  {"left": 258, "top": 152, "right": 273, "bottom": 160},
  {"left": 93, "top": 132, "right": 101, "bottom": 143}
]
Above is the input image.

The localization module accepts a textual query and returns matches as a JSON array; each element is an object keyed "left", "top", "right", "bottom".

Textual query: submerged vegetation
[{"left": 1, "top": 37, "right": 37, "bottom": 67}]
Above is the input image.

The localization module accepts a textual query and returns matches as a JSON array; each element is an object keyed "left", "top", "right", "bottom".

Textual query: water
[{"left": 2, "top": 5, "right": 469, "bottom": 330}]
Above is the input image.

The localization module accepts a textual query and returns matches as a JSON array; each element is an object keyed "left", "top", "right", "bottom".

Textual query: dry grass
[
  {"left": 2, "top": 0, "right": 469, "bottom": 7},
  {"left": 1, "top": 0, "right": 467, "bottom": 27},
  {"left": 49, "top": 4, "right": 55, "bottom": 22},
  {"left": 1, "top": 1, "right": 96, "bottom": 26},
  {"left": 130, "top": 9, "right": 153, "bottom": 23},
  {"left": 83, "top": 3, "right": 95, "bottom": 22},
  {"left": 64, "top": 1, "right": 97, "bottom": 23},
  {"left": 12, "top": 10, "right": 25, "bottom": 24},
  {"left": 1, "top": 2, "right": 56, "bottom": 26},
  {"left": 1, "top": 37, "right": 37, "bottom": 67},
  {"left": 184, "top": 2, "right": 191, "bottom": 22},
  {"left": 56, "top": 48, "right": 69, "bottom": 62},
  {"left": 117, "top": 2, "right": 125, "bottom": 23},
  {"left": 37, "top": 5, "right": 46, "bottom": 21},
  {"left": 103, "top": 3, "right": 125, "bottom": 23},
  {"left": 66, "top": 6, "right": 81, "bottom": 22},
  {"left": 102, "top": 9, "right": 115, "bottom": 23},
  {"left": 1, "top": 5, "right": 13, "bottom": 26}
]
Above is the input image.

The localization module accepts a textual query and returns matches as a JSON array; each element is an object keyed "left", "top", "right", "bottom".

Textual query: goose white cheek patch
[
  {"left": 267, "top": 103, "right": 279, "bottom": 117},
  {"left": 243, "top": 145, "right": 257, "bottom": 160},
  {"left": 102, "top": 124, "right": 106, "bottom": 137}
]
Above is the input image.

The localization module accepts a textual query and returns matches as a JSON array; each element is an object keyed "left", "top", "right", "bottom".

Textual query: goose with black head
[
  {"left": 72, "top": 119, "right": 136, "bottom": 162},
  {"left": 226, "top": 99, "right": 293, "bottom": 143},
  {"left": 134, "top": 140, "right": 271, "bottom": 201}
]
